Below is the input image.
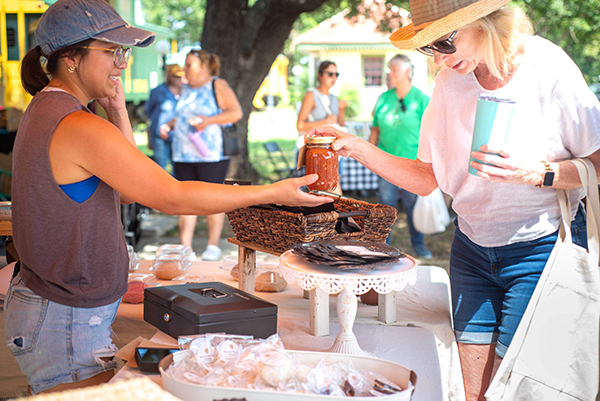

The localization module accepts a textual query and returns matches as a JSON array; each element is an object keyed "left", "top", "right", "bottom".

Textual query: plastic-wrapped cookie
[{"left": 258, "top": 347, "right": 295, "bottom": 387}]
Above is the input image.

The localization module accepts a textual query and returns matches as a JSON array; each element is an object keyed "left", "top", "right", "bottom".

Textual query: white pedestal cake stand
[{"left": 279, "top": 249, "right": 417, "bottom": 356}]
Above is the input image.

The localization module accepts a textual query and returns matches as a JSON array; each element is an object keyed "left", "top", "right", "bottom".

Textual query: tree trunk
[{"left": 201, "top": 0, "right": 331, "bottom": 181}]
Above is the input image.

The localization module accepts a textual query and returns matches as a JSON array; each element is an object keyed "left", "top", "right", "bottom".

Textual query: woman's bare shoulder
[{"left": 57, "top": 110, "right": 122, "bottom": 141}]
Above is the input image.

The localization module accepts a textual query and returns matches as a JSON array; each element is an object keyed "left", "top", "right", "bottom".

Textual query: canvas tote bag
[{"left": 485, "top": 158, "right": 600, "bottom": 401}]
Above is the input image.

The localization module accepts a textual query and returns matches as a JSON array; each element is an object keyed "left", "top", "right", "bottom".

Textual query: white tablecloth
[{"left": 115, "top": 260, "right": 465, "bottom": 401}]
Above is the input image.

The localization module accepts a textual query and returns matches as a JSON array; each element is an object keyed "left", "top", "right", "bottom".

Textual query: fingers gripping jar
[{"left": 305, "top": 136, "right": 339, "bottom": 191}]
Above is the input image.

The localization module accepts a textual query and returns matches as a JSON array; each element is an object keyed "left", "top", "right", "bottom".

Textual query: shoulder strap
[
  {"left": 572, "top": 158, "right": 600, "bottom": 264},
  {"left": 211, "top": 77, "right": 220, "bottom": 110},
  {"left": 311, "top": 88, "right": 333, "bottom": 116}
]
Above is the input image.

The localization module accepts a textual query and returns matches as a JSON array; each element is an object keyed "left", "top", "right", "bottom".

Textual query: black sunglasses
[
  {"left": 325, "top": 71, "right": 340, "bottom": 78},
  {"left": 398, "top": 98, "right": 406, "bottom": 113},
  {"left": 416, "top": 30, "right": 458, "bottom": 56}
]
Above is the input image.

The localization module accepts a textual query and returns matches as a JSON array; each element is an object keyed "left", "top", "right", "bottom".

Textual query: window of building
[{"left": 363, "top": 56, "right": 384, "bottom": 86}]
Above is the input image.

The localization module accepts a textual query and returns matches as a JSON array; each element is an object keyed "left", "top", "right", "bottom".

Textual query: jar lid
[{"left": 307, "top": 136, "right": 336, "bottom": 144}]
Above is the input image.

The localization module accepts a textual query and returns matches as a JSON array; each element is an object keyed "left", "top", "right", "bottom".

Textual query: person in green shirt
[{"left": 370, "top": 54, "right": 432, "bottom": 258}]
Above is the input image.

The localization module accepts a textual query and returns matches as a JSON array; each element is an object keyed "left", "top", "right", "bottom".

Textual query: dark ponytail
[
  {"left": 208, "top": 53, "right": 220, "bottom": 76},
  {"left": 21, "top": 46, "right": 49, "bottom": 96},
  {"left": 21, "top": 39, "right": 94, "bottom": 96}
]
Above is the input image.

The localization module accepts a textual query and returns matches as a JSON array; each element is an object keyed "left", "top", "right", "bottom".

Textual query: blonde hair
[
  {"left": 188, "top": 49, "right": 221, "bottom": 76},
  {"left": 466, "top": 5, "right": 533, "bottom": 80}
]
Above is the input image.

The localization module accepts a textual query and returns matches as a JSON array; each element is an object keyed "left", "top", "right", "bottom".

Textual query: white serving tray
[{"left": 159, "top": 349, "right": 416, "bottom": 400}]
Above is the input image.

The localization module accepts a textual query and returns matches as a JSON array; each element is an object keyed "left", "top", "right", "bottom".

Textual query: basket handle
[
  {"left": 337, "top": 211, "right": 368, "bottom": 218},
  {"left": 305, "top": 211, "right": 340, "bottom": 224}
]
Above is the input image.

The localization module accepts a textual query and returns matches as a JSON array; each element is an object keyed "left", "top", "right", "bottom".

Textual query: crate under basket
[{"left": 226, "top": 197, "right": 397, "bottom": 254}]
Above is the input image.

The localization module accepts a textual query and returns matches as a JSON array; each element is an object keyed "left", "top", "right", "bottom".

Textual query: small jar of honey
[{"left": 305, "top": 136, "right": 339, "bottom": 191}]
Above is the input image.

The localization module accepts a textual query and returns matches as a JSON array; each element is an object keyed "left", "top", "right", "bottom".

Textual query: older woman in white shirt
[{"left": 307, "top": 1, "right": 600, "bottom": 399}]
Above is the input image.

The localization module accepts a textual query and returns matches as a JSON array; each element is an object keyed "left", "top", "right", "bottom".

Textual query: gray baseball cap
[{"left": 36, "top": 0, "right": 156, "bottom": 56}]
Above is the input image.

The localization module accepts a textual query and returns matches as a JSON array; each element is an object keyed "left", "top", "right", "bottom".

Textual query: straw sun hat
[{"left": 390, "top": 0, "right": 510, "bottom": 50}]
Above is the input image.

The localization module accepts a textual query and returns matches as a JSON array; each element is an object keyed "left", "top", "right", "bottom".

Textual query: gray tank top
[
  {"left": 12, "top": 90, "right": 129, "bottom": 308},
  {"left": 309, "top": 88, "right": 340, "bottom": 121}
]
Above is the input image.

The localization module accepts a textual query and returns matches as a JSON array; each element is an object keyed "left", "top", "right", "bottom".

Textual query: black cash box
[{"left": 143, "top": 282, "right": 278, "bottom": 340}]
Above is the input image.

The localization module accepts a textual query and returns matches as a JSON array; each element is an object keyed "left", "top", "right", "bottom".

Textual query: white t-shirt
[{"left": 418, "top": 35, "right": 600, "bottom": 247}]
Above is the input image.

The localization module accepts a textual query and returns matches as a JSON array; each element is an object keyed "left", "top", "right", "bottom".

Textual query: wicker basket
[{"left": 226, "top": 197, "right": 397, "bottom": 254}]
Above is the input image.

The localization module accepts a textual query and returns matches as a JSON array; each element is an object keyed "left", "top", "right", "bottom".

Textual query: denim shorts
[
  {"left": 450, "top": 205, "right": 587, "bottom": 358},
  {"left": 4, "top": 274, "right": 121, "bottom": 394}
]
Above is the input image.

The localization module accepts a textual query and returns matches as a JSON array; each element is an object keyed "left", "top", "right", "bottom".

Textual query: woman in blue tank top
[{"left": 160, "top": 50, "right": 242, "bottom": 262}]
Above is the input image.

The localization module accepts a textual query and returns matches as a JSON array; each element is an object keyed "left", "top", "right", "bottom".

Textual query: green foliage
[
  {"left": 140, "top": 0, "right": 205, "bottom": 47},
  {"left": 338, "top": 83, "right": 361, "bottom": 119},
  {"left": 288, "top": 67, "right": 310, "bottom": 109},
  {"left": 514, "top": 0, "right": 600, "bottom": 83},
  {"left": 284, "top": 1, "right": 349, "bottom": 85}
]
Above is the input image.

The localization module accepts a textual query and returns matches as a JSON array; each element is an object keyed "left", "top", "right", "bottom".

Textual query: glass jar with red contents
[{"left": 305, "top": 136, "right": 339, "bottom": 191}]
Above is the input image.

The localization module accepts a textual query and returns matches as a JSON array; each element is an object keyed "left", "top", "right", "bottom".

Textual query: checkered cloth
[{"left": 340, "top": 157, "right": 379, "bottom": 191}]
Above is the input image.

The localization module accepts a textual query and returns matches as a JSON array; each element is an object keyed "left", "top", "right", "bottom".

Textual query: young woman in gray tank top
[
  {"left": 296, "top": 61, "right": 347, "bottom": 194},
  {"left": 6, "top": 0, "right": 331, "bottom": 395}
]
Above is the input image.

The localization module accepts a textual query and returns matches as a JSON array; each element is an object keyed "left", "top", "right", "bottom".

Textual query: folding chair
[{"left": 263, "top": 141, "right": 296, "bottom": 180}]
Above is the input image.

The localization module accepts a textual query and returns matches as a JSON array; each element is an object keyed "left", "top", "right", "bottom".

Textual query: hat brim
[
  {"left": 92, "top": 24, "right": 156, "bottom": 48},
  {"left": 390, "top": 0, "right": 510, "bottom": 50}
]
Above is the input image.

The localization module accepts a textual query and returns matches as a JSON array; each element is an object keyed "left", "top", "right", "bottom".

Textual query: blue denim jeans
[
  {"left": 4, "top": 274, "right": 121, "bottom": 394},
  {"left": 378, "top": 177, "right": 424, "bottom": 246},
  {"left": 450, "top": 205, "right": 588, "bottom": 358},
  {"left": 151, "top": 135, "right": 172, "bottom": 172}
]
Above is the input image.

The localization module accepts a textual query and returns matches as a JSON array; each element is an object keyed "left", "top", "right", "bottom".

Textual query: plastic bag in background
[{"left": 413, "top": 188, "right": 451, "bottom": 235}]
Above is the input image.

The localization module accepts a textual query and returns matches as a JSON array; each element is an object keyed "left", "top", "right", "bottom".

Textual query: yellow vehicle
[
  {"left": 0, "top": 0, "right": 175, "bottom": 117},
  {"left": 0, "top": 0, "right": 48, "bottom": 112},
  {"left": 253, "top": 54, "right": 290, "bottom": 109}
]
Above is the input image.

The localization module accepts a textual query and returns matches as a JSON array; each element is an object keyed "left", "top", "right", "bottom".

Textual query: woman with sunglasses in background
[
  {"left": 307, "top": 0, "right": 600, "bottom": 399},
  {"left": 297, "top": 61, "right": 347, "bottom": 134},
  {"left": 370, "top": 54, "right": 432, "bottom": 259},
  {"left": 160, "top": 49, "right": 242, "bottom": 261},
  {"left": 296, "top": 61, "right": 346, "bottom": 194},
  {"left": 7, "top": 0, "right": 330, "bottom": 394}
]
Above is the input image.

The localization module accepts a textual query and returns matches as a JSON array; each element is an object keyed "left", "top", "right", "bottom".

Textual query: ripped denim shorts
[{"left": 4, "top": 273, "right": 121, "bottom": 394}]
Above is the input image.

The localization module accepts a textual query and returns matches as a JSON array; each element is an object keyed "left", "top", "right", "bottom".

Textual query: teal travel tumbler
[{"left": 469, "top": 95, "right": 515, "bottom": 176}]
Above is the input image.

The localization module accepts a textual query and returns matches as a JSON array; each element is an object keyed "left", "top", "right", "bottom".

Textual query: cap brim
[
  {"left": 390, "top": 0, "right": 510, "bottom": 50},
  {"left": 92, "top": 24, "right": 156, "bottom": 48}
]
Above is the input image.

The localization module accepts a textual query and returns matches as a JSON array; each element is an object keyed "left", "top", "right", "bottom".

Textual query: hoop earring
[{"left": 67, "top": 64, "right": 76, "bottom": 74}]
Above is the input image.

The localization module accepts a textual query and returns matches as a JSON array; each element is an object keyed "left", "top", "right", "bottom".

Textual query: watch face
[{"left": 542, "top": 171, "right": 555, "bottom": 187}]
